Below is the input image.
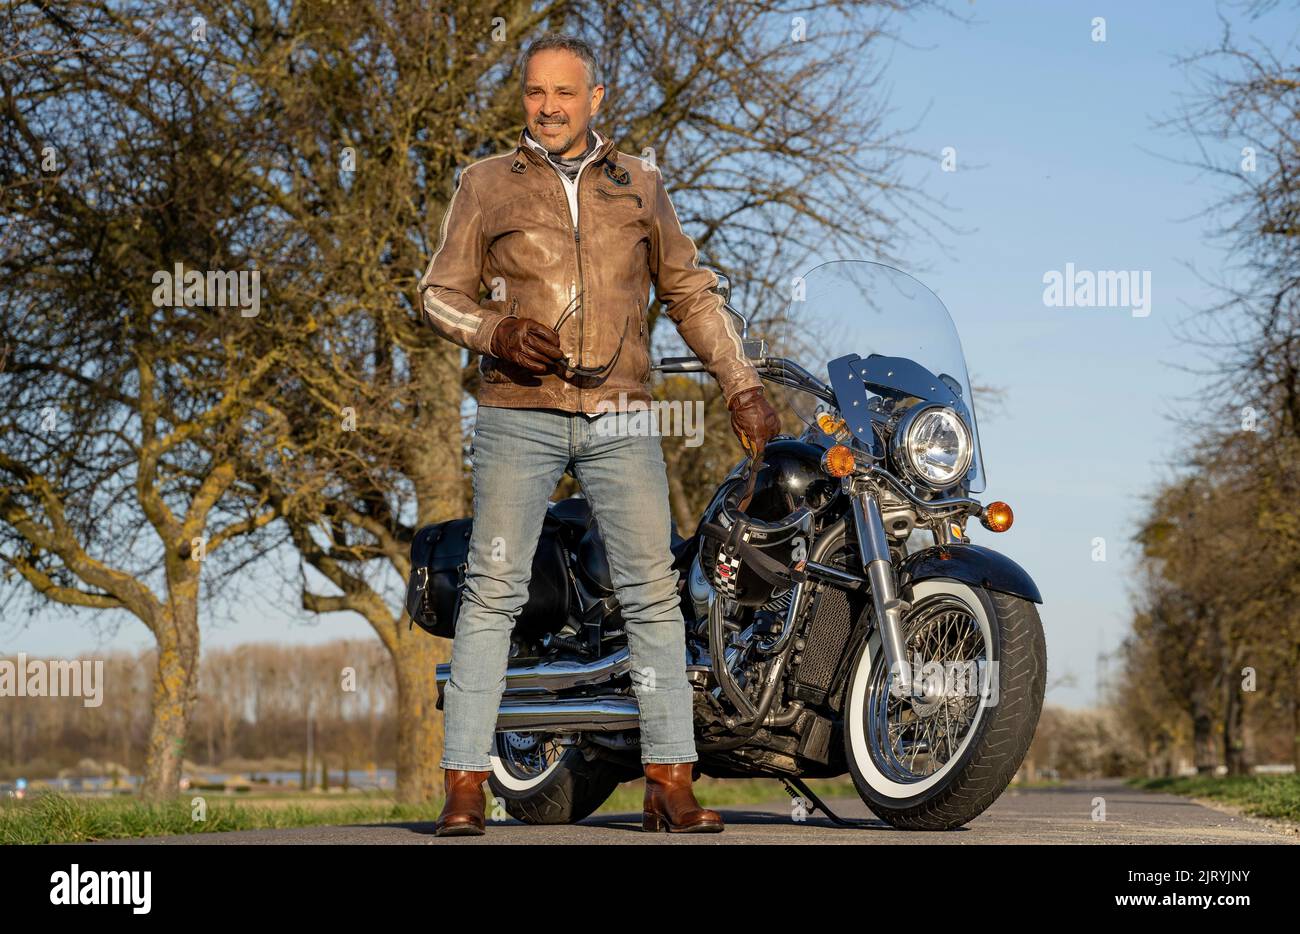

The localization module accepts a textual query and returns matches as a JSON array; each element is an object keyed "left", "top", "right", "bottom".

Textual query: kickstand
[{"left": 782, "top": 777, "right": 876, "bottom": 828}]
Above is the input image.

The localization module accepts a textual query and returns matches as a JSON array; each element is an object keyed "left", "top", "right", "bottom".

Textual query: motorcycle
[{"left": 413, "top": 259, "right": 1046, "bottom": 830}]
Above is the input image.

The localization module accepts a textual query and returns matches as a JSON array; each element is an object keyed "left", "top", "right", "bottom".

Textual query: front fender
[{"left": 898, "top": 543, "right": 1042, "bottom": 604}]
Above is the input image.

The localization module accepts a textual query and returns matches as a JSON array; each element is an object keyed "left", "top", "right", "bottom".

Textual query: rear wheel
[
  {"left": 487, "top": 731, "right": 624, "bottom": 825},
  {"left": 843, "top": 580, "right": 1046, "bottom": 830}
]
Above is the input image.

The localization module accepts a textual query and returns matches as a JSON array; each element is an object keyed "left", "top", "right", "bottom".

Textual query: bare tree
[
  {"left": 1158, "top": 3, "right": 1300, "bottom": 442},
  {"left": 1119, "top": 0, "right": 1300, "bottom": 775},
  {"left": 0, "top": 3, "right": 287, "bottom": 797}
]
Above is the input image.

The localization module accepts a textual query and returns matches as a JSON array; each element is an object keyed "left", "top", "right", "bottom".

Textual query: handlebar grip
[{"left": 653, "top": 355, "right": 707, "bottom": 373}]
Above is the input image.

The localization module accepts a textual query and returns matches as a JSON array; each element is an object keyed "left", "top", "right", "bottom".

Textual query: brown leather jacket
[{"left": 417, "top": 128, "right": 762, "bottom": 413}]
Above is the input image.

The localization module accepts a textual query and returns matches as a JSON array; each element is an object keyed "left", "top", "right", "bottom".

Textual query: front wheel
[{"left": 842, "top": 580, "right": 1046, "bottom": 830}]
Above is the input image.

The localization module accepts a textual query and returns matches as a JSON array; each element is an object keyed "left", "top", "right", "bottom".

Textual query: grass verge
[
  {"left": 2, "top": 777, "right": 863, "bottom": 843},
  {"left": 1128, "top": 774, "right": 1300, "bottom": 824}
]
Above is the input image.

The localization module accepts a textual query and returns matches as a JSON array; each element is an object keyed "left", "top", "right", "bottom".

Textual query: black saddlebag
[{"left": 406, "top": 514, "right": 570, "bottom": 640}]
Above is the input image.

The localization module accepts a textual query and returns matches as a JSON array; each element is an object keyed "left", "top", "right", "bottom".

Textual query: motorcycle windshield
[{"left": 769, "top": 260, "right": 986, "bottom": 493}]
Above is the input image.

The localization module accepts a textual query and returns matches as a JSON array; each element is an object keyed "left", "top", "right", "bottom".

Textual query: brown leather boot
[
  {"left": 642, "top": 762, "right": 724, "bottom": 833},
  {"left": 434, "top": 768, "right": 492, "bottom": 837}
]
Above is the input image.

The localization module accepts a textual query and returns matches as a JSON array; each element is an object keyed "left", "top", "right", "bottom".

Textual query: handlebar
[{"left": 653, "top": 349, "right": 835, "bottom": 404}]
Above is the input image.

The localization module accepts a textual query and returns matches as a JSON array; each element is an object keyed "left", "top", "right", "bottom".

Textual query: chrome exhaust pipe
[
  {"left": 436, "top": 648, "right": 640, "bottom": 731},
  {"left": 436, "top": 646, "right": 631, "bottom": 696},
  {"left": 495, "top": 696, "right": 641, "bottom": 732}
]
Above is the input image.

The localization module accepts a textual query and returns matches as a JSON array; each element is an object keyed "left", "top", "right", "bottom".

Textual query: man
[{"left": 419, "top": 33, "right": 780, "bottom": 836}]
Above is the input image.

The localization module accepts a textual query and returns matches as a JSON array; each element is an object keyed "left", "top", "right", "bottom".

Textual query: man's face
[{"left": 523, "top": 49, "right": 604, "bottom": 158}]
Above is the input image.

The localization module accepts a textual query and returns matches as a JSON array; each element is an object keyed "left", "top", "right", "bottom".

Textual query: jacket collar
[{"left": 514, "top": 126, "right": 615, "bottom": 172}]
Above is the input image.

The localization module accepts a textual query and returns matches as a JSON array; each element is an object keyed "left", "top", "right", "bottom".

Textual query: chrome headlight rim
[{"left": 889, "top": 403, "right": 973, "bottom": 491}]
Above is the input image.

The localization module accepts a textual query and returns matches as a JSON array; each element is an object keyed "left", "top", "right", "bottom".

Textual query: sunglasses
[{"left": 549, "top": 290, "right": 630, "bottom": 379}]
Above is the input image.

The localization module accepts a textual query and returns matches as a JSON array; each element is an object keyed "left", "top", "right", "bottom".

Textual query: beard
[{"left": 531, "top": 117, "right": 580, "bottom": 155}]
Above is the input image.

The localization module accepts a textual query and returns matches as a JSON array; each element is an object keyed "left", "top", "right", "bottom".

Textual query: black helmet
[{"left": 697, "top": 473, "right": 815, "bottom": 608}]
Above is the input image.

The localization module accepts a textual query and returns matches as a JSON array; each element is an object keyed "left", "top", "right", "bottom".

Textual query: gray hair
[{"left": 519, "top": 33, "right": 602, "bottom": 92}]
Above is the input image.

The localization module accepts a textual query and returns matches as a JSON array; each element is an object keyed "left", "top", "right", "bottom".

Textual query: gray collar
[{"left": 523, "top": 127, "right": 603, "bottom": 179}]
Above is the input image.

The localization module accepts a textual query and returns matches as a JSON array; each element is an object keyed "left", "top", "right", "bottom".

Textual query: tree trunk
[
  {"left": 140, "top": 626, "right": 200, "bottom": 799},
  {"left": 140, "top": 562, "right": 202, "bottom": 800},
  {"left": 662, "top": 441, "right": 695, "bottom": 532},
  {"left": 1192, "top": 710, "right": 1216, "bottom": 775},
  {"left": 1158, "top": 730, "right": 1174, "bottom": 777},
  {"left": 393, "top": 632, "right": 446, "bottom": 803},
  {"left": 1291, "top": 694, "right": 1300, "bottom": 772},
  {"left": 1223, "top": 669, "right": 1248, "bottom": 776}
]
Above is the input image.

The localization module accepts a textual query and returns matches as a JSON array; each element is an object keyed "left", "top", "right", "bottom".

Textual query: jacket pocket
[{"left": 597, "top": 186, "right": 644, "bottom": 209}]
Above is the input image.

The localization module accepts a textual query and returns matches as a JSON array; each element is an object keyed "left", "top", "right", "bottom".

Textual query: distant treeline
[
  {"left": 1, "top": 641, "right": 395, "bottom": 781},
  {"left": 1026, "top": 704, "right": 1298, "bottom": 781}
]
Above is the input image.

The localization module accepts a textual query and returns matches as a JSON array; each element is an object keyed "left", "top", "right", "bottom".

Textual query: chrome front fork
[{"left": 850, "top": 486, "right": 914, "bottom": 697}]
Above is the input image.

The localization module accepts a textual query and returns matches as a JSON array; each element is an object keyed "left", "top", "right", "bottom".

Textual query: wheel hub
[{"left": 867, "top": 597, "right": 989, "bottom": 783}]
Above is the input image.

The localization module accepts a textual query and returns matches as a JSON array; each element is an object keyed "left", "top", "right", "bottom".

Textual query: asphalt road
[{"left": 96, "top": 779, "right": 1297, "bottom": 845}]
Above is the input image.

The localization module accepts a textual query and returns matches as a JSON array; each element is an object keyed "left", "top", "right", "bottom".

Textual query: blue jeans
[{"left": 439, "top": 403, "right": 698, "bottom": 769}]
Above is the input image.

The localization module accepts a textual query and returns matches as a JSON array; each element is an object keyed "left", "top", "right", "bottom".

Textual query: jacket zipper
[
  {"left": 574, "top": 222, "right": 583, "bottom": 370},
  {"left": 570, "top": 156, "right": 604, "bottom": 375},
  {"left": 524, "top": 140, "right": 609, "bottom": 382},
  {"left": 597, "top": 187, "right": 643, "bottom": 209},
  {"left": 565, "top": 165, "right": 589, "bottom": 372}
]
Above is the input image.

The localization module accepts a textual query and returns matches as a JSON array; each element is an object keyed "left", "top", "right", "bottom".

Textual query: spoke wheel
[
  {"left": 494, "top": 731, "right": 567, "bottom": 787},
  {"left": 865, "top": 597, "right": 988, "bottom": 784}
]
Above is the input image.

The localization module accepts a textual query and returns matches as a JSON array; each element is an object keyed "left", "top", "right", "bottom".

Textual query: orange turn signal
[
  {"left": 980, "top": 501, "right": 1014, "bottom": 533},
  {"left": 822, "top": 444, "right": 856, "bottom": 478}
]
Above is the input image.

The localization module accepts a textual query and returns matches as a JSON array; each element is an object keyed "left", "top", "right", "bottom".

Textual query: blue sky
[
  {"left": 877, "top": 0, "right": 1297, "bottom": 706},
  {"left": 5, "top": 1, "right": 1296, "bottom": 712}
]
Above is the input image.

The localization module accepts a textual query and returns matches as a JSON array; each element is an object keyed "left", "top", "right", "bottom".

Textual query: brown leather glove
[
  {"left": 728, "top": 386, "right": 780, "bottom": 456},
  {"left": 489, "top": 316, "right": 564, "bottom": 374}
]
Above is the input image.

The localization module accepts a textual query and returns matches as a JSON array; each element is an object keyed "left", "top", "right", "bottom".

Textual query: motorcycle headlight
[{"left": 891, "top": 404, "right": 973, "bottom": 490}]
